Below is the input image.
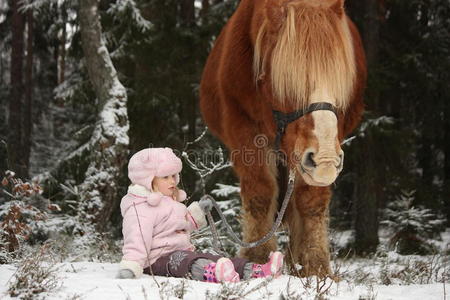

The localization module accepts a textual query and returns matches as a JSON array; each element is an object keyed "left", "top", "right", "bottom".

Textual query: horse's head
[{"left": 252, "top": 0, "right": 357, "bottom": 186}]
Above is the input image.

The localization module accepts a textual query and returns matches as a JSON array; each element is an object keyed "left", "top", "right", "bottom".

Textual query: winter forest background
[{"left": 0, "top": 0, "right": 449, "bottom": 299}]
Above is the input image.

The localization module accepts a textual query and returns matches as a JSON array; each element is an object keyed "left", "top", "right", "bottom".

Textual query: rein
[{"left": 273, "top": 102, "right": 338, "bottom": 151}]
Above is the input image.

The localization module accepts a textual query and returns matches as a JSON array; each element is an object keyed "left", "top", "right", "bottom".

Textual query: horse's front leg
[
  {"left": 287, "top": 185, "right": 332, "bottom": 277},
  {"left": 233, "top": 148, "right": 279, "bottom": 263}
]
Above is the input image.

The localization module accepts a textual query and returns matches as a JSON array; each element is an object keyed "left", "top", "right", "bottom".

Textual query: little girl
[{"left": 117, "top": 147, "right": 284, "bottom": 282}]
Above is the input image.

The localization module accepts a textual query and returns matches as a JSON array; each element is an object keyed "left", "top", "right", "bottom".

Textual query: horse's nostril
[{"left": 303, "top": 151, "right": 316, "bottom": 169}]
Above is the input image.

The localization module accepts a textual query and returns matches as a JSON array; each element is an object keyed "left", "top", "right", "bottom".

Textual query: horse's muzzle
[{"left": 299, "top": 150, "right": 344, "bottom": 186}]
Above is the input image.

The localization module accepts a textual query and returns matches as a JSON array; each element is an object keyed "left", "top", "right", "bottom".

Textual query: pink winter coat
[{"left": 120, "top": 184, "right": 206, "bottom": 271}]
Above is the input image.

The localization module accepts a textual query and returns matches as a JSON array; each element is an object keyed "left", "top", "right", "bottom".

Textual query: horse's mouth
[{"left": 298, "top": 165, "right": 336, "bottom": 187}]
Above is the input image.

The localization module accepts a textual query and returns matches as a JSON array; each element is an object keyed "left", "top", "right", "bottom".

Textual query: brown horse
[{"left": 200, "top": 0, "right": 366, "bottom": 277}]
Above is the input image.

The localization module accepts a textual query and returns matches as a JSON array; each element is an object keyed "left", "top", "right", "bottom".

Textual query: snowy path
[{"left": 0, "top": 262, "right": 447, "bottom": 299}]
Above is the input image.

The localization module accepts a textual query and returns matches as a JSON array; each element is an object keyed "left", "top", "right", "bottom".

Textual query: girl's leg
[
  {"left": 191, "top": 258, "right": 214, "bottom": 281},
  {"left": 146, "top": 251, "right": 205, "bottom": 277}
]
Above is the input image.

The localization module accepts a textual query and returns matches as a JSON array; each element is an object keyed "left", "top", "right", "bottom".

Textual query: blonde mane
[{"left": 253, "top": 3, "right": 356, "bottom": 110}]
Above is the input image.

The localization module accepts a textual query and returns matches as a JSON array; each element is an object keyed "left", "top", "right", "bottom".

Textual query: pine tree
[
  {"left": 78, "top": 0, "right": 129, "bottom": 231},
  {"left": 382, "top": 190, "right": 445, "bottom": 255}
]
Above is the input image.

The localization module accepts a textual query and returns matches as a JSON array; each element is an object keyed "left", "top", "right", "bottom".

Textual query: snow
[
  {"left": 107, "top": 0, "right": 152, "bottom": 32},
  {"left": 0, "top": 261, "right": 447, "bottom": 299},
  {"left": 211, "top": 183, "right": 240, "bottom": 198},
  {"left": 1, "top": 228, "right": 449, "bottom": 298},
  {"left": 439, "top": 228, "right": 450, "bottom": 248},
  {"left": 331, "top": 230, "right": 354, "bottom": 249}
]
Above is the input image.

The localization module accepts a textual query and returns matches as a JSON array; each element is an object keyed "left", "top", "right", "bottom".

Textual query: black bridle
[{"left": 272, "top": 102, "right": 338, "bottom": 151}]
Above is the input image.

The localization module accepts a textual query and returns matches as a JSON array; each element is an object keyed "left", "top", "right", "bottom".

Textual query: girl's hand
[
  {"left": 172, "top": 187, "right": 179, "bottom": 201},
  {"left": 116, "top": 269, "right": 135, "bottom": 279},
  {"left": 199, "top": 196, "right": 213, "bottom": 212}
]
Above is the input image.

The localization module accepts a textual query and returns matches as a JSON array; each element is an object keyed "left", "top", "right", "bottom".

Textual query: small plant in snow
[
  {"left": 1, "top": 170, "right": 43, "bottom": 198},
  {"left": 295, "top": 275, "right": 334, "bottom": 300},
  {"left": 381, "top": 189, "right": 445, "bottom": 255},
  {"left": 8, "top": 243, "right": 61, "bottom": 299},
  {"left": 157, "top": 278, "right": 190, "bottom": 300},
  {"left": 205, "top": 279, "right": 271, "bottom": 300},
  {"left": 351, "top": 266, "right": 378, "bottom": 286},
  {"left": 0, "top": 171, "right": 60, "bottom": 259},
  {"left": 280, "top": 277, "right": 305, "bottom": 299},
  {"left": 52, "top": 181, "right": 120, "bottom": 262},
  {"left": 380, "top": 254, "right": 448, "bottom": 285}
]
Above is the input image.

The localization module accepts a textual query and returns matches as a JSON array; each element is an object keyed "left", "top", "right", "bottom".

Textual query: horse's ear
[
  {"left": 265, "top": 0, "right": 287, "bottom": 31},
  {"left": 331, "top": 0, "right": 345, "bottom": 17}
]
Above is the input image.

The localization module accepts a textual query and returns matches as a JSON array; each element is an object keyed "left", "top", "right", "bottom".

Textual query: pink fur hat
[{"left": 128, "top": 148, "right": 182, "bottom": 191}]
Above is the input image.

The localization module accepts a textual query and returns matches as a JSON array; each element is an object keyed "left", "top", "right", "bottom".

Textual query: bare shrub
[
  {"left": 384, "top": 254, "right": 448, "bottom": 284},
  {"left": 0, "top": 170, "right": 59, "bottom": 259},
  {"left": 205, "top": 279, "right": 272, "bottom": 300},
  {"left": 7, "top": 243, "right": 61, "bottom": 299},
  {"left": 280, "top": 278, "right": 302, "bottom": 299},
  {"left": 157, "top": 278, "right": 190, "bottom": 300}
]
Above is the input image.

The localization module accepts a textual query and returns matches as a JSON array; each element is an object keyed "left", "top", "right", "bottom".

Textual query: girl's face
[{"left": 152, "top": 174, "right": 177, "bottom": 197}]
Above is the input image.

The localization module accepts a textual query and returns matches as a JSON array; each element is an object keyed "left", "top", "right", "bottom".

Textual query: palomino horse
[{"left": 200, "top": 0, "right": 366, "bottom": 277}]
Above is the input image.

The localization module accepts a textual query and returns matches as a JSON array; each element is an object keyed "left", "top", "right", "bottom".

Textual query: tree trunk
[
  {"left": 0, "top": 141, "right": 8, "bottom": 180},
  {"left": 362, "top": 0, "right": 380, "bottom": 69},
  {"left": 362, "top": 0, "right": 381, "bottom": 112},
  {"left": 353, "top": 130, "right": 380, "bottom": 255},
  {"left": 59, "top": 7, "right": 67, "bottom": 84},
  {"left": 188, "top": 94, "right": 197, "bottom": 140},
  {"left": 347, "top": 0, "right": 381, "bottom": 255},
  {"left": 444, "top": 86, "right": 450, "bottom": 224},
  {"left": 8, "top": 0, "right": 26, "bottom": 177},
  {"left": 179, "top": 0, "right": 197, "bottom": 140},
  {"left": 78, "top": 0, "right": 130, "bottom": 232},
  {"left": 200, "top": 0, "right": 209, "bottom": 17},
  {"left": 180, "top": 0, "right": 195, "bottom": 27},
  {"left": 23, "top": 9, "right": 34, "bottom": 176},
  {"left": 0, "top": 46, "right": 3, "bottom": 86}
]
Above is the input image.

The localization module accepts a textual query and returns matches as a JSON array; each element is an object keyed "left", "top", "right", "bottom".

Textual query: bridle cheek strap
[{"left": 272, "top": 102, "right": 338, "bottom": 151}]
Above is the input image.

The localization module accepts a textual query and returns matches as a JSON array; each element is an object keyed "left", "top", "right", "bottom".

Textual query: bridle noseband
[{"left": 272, "top": 102, "right": 338, "bottom": 151}]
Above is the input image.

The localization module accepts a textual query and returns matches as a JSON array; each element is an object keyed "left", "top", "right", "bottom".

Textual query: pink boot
[
  {"left": 251, "top": 251, "right": 284, "bottom": 279},
  {"left": 216, "top": 258, "right": 240, "bottom": 282},
  {"left": 203, "top": 258, "right": 240, "bottom": 283}
]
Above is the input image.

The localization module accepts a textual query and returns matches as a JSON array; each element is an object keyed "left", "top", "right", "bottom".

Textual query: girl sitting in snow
[{"left": 117, "top": 147, "right": 284, "bottom": 283}]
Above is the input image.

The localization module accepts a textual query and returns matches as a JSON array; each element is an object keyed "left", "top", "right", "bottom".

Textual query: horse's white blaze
[
  {"left": 311, "top": 88, "right": 338, "bottom": 163},
  {"left": 308, "top": 88, "right": 342, "bottom": 185}
]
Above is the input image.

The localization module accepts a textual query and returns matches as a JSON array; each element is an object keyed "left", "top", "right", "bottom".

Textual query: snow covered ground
[
  {"left": 0, "top": 255, "right": 448, "bottom": 300},
  {"left": 0, "top": 227, "right": 448, "bottom": 299}
]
